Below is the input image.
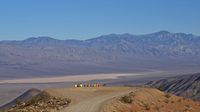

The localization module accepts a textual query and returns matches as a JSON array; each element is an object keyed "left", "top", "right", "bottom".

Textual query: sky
[{"left": 0, "top": 0, "right": 200, "bottom": 40}]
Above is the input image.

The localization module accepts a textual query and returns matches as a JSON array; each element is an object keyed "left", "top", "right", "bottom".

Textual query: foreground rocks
[
  {"left": 4, "top": 92, "right": 71, "bottom": 112},
  {"left": 0, "top": 88, "right": 42, "bottom": 110}
]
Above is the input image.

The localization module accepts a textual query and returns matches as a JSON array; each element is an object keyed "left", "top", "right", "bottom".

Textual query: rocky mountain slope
[
  {"left": 0, "top": 88, "right": 41, "bottom": 110},
  {"left": 1, "top": 31, "right": 200, "bottom": 78},
  {"left": 1, "top": 91, "right": 71, "bottom": 112},
  {"left": 102, "top": 88, "right": 200, "bottom": 112},
  {"left": 146, "top": 73, "right": 200, "bottom": 101}
]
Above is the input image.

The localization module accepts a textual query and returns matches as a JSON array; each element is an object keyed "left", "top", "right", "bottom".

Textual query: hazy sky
[{"left": 0, "top": 0, "right": 200, "bottom": 40}]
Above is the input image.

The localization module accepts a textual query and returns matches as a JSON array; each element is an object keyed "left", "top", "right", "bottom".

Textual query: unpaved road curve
[{"left": 59, "top": 88, "right": 135, "bottom": 112}]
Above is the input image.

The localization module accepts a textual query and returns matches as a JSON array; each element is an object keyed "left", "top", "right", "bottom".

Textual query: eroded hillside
[
  {"left": 146, "top": 73, "right": 200, "bottom": 101},
  {"left": 101, "top": 88, "right": 200, "bottom": 112}
]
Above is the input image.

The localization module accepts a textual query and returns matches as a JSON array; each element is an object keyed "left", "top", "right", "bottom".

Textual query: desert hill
[
  {"left": 0, "top": 88, "right": 41, "bottom": 110},
  {"left": 101, "top": 88, "right": 200, "bottom": 112},
  {"left": 3, "top": 91, "right": 71, "bottom": 112},
  {"left": 146, "top": 73, "right": 200, "bottom": 101},
  {"left": 1, "top": 87, "right": 200, "bottom": 112}
]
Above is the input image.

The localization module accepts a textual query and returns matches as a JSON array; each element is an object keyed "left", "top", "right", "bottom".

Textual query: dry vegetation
[
  {"left": 3, "top": 92, "right": 71, "bottom": 112},
  {"left": 101, "top": 88, "right": 200, "bottom": 112},
  {"left": 2, "top": 87, "right": 200, "bottom": 112}
]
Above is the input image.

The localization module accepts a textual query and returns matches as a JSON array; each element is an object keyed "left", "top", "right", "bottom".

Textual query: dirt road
[
  {"left": 46, "top": 87, "right": 134, "bottom": 112},
  {"left": 61, "top": 91, "right": 130, "bottom": 112}
]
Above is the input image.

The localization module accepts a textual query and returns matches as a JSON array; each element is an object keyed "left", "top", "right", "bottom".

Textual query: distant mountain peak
[
  {"left": 153, "top": 30, "right": 171, "bottom": 35},
  {"left": 24, "top": 36, "right": 56, "bottom": 41},
  {"left": 158, "top": 30, "right": 170, "bottom": 33},
  {"left": 22, "top": 36, "right": 59, "bottom": 44},
  {"left": 87, "top": 33, "right": 134, "bottom": 42}
]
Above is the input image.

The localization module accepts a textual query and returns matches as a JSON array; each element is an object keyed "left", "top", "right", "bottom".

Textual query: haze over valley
[{"left": 1, "top": 31, "right": 200, "bottom": 80}]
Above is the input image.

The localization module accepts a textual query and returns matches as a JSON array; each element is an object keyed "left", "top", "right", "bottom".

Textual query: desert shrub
[
  {"left": 184, "top": 105, "right": 192, "bottom": 111},
  {"left": 129, "top": 92, "right": 136, "bottom": 97},
  {"left": 120, "top": 95, "right": 133, "bottom": 103},
  {"left": 177, "top": 99, "right": 182, "bottom": 102},
  {"left": 129, "top": 110, "right": 137, "bottom": 112},
  {"left": 155, "top": 106, "right": 160, "bottom": 111},
  {"left": 157, "top": 85, "right": 165, "bottom": 91},
  {"left": 144, "top": 104, "right": 150, "bottom": 110},
  {"left": 164, "top": 99, "right": 169, "bottom": 103},
  {"left": 15, "top": 99, "right": 22, "bottom": 105},
  {"left": 164, "top": 93, "right": 171, "bottom": 98}
]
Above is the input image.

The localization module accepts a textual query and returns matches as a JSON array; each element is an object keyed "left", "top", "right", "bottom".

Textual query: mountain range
[{"left": 1, "top": 31, "right": 200, "bottom": 79}]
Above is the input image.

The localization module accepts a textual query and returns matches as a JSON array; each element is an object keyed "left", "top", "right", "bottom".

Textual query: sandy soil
[
  {"left": 101, "top": 88, "right": 200, "bottom": 112},
  {"left": 0, "top": 73, "right": 143, "bottom": 84},
  {"left": 45, "top": 87, "right": 200, "bottom": 112},
  {"left": 45, "top": 87, "right": 135, "bottom": 112},
  {"left": 2, "top": 86, "right": 200, "bottom": 112}
]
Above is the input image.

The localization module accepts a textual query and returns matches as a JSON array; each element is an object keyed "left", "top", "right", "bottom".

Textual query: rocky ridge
[
  {"left": 4, "top": 91, "right": 71, "bottom": 112},
  {"left": 146, "top": 73, "right": 200, "bottom": 101}
]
